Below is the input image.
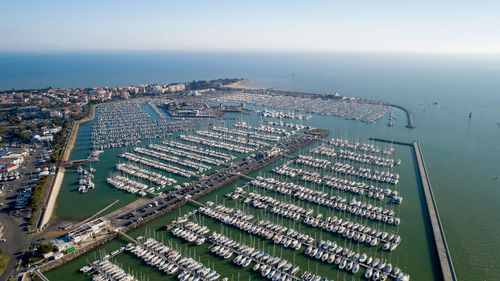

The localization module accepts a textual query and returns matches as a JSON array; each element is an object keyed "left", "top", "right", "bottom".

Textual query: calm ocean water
[{"left": 1, "top": 52, "right": 499, "bottom": 280}]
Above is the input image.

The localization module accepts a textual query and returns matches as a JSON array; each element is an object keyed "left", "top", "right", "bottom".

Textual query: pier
[
  {"left": 207, "top": 235, "right": 301, "bottom": 281},
  {"left": 368, "top": 138, "right": 412, "bottom": 147},
  {"left": 370, "top": 137, "right": 457, "bottom": 281},
  {"left": 115, "top": 229, "right": 139, "bottom": 244},
  {"left": 232, "top": 191, "right": 400, "bottom": 249},
  {"left": 199, "top": 203, "right": 402, "bottom": 279},
  {"left": 33, "top": 269, "right": 50, "bottom": 281},
  {"left": 73, "top": 200, "right": 120, "bottom": 230},
  {"left": 413, "top": 141, "right": 457, "bottom": 281},
  {"left": 63, "top": 159, "right": 89, "bottom": 168},
  {"left": 383, "top": 103, "right": 415, "bottom": 128}
]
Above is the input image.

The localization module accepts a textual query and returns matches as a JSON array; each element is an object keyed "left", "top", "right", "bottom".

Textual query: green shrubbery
[
  {"left": 27, "top": 175, "right": 49, "bottom": 226},
  {"left": 50, "top": 120, "right": 71, "bottom": 163}
]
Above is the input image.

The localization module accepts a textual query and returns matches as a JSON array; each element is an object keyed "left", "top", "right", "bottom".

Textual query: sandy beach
[
  {"left": 221, "top": 79, "right": 263, "bottom": 90},
  {"left": 40, "top": 168, "right": 65, "bottom": 229}
]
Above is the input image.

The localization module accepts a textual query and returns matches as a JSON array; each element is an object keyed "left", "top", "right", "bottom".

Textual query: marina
[
  {"left": 245, "top": 177, "right": 400, "bottom": 226},
  {"left": 115, "top": 163, "right": 177, "bottom": 187},
  {"left": 326, "top": 138, "right": 395, "bottom": 155},
  {"left": 119, "top": 152, "right": 196, "bottom": 178},
  {"left": 272, "top": 159, "right": 400, "bottom": 185},
  {"left": 77, "top": 166, "right": 96, "bottom": 194},
  {"left": 2, "top": 43, "right": 494, "bottom": 281},
  {"left": 225, "top": 189, "right": 401, "bottom": 250},
  {"left": 42, "top": 94, "right": 444, "bottom": 281},
  {"left": 212, "top": 126, "right": 282, "bottom": 142},
  {"left": 178, "top": 135, "right": 255, "bottom": 154},
  {"left": 148, "top": 144, "right": 224, "bottom": 166},
  {"left": 195, "top": 130, "right": 269, "bottom": 148},
  {"left": 91, "top": 101, "right": 223, "bottom": 150},
  {"left": 161, "top": 140, "right": 235, "bottom": 162},
  {"left": 211, "top": 92, "right": 404, "bottom": 126},
  {"left": 125, "top": 237, "right": 222, "bottom": 281},
  {"left": 133, "top": 147, "right": 211, "bottom": 173},
  {"left": 83, "top": 258, "right": 137, "bottom": 281},
  {"left": 234, "top": 121, "right": 302, "bottom": 137},
  {"left": 189, "top": 201, "right": 408, "bottom": 280},
  {"left": 309, "top": 146, "right": 400, "bottom": 168},
  {"left": 106, "top": 175, "right": 150, "bottom": 196}
]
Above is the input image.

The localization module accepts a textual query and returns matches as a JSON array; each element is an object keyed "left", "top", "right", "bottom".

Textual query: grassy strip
[
  {"left": 27, "top": 176, "right": 49, "bottom": 227},
  {"left": 0, "top": 255, "right": 9, "bottom": 276}
]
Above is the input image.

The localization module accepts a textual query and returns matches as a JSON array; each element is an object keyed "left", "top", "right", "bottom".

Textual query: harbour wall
[
  {"left": 384, "top": 103, "right": 416, "bottom": 128},
  {"left": 38, "top": 232, "right": 118, "bottom": 273},
  {"left": 413, "top": 141, "right": 457, "bottom": 281},
  {"left": 369, "top": 138, "right": 457, "bottom": 280}
]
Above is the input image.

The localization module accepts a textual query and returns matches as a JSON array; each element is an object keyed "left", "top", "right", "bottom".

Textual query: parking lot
[{"left": 0, "top": 144, "right": 51, "bottom": 280}]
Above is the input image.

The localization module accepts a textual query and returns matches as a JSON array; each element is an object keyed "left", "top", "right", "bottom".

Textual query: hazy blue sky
[{"left": 1, "top": 0, "right": 499, "bottom": 53}]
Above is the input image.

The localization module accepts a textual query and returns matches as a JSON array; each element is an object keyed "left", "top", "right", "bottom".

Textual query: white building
[{"left": 66, "top": 217, "right": 110, "bottom": 243}]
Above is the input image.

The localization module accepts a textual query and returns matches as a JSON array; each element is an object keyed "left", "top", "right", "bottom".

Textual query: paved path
[{"left": 39, "top": 168, "right": 65, "bottom": 230}]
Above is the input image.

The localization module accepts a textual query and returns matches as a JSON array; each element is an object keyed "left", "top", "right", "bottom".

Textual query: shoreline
[
  {"left": 221, "top": 79, "right": 263, "bottom": 90},
  {"left": 40, "top": 103, "right": 98, "bottom": 230},
  {"left": 39, "top": 168, "right": 65, "bottom": 230},
  {"left": 62, "top": 103, "right": 96, "bottom": 162}
]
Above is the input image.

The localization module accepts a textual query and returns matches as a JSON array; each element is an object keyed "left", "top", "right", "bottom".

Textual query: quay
[{"left": 413, "top": 141, "right": 457, "bottom": 281}]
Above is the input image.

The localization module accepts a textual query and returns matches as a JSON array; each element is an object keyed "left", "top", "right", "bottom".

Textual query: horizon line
[{"left": 1, "top": 49, "right": 500, "bottom": 56}]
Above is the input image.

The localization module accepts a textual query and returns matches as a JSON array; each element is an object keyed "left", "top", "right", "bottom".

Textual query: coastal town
[{"left": 3, "top": 2, "right": 497, "bottom": 281}]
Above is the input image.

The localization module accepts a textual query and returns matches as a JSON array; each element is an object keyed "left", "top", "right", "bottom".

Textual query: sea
[{"left": 1, "top": 51, "right": 499, "bottom": 281}]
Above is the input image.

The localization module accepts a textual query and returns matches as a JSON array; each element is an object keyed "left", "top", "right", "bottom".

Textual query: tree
[{"left": 37, "top": 243, "right": 53, "bottom": 255}]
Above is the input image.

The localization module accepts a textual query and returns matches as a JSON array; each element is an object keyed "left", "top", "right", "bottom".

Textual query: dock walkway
[
  {"left": 199, "top": 204, "right": 398, "bottom": 279},
  {"left": 233, "top": 192, "right": 397, "bottom": 247},
  {"left": 33, "top": 269, "right": 50, "bottom": 281},
  {"left": 206, "top": 236, "right": 301, "bottom": 281}
]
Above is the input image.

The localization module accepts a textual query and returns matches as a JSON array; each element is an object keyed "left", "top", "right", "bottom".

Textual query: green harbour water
[{"left": 48, "top": 105, "right": 444, "bottom": 281}]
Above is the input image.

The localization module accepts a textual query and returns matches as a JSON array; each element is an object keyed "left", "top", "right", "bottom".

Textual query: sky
[{"left": 1, "top": 0, "right": 500, "bottom": 54}]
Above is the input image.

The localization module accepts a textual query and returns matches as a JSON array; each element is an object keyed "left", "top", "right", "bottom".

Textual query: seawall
[
  {"left": 369, "top": 138, "right": 457, "bottom": 281},
  {"left": 413, "top": 141, "right": 457, "bottom": 281}
]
